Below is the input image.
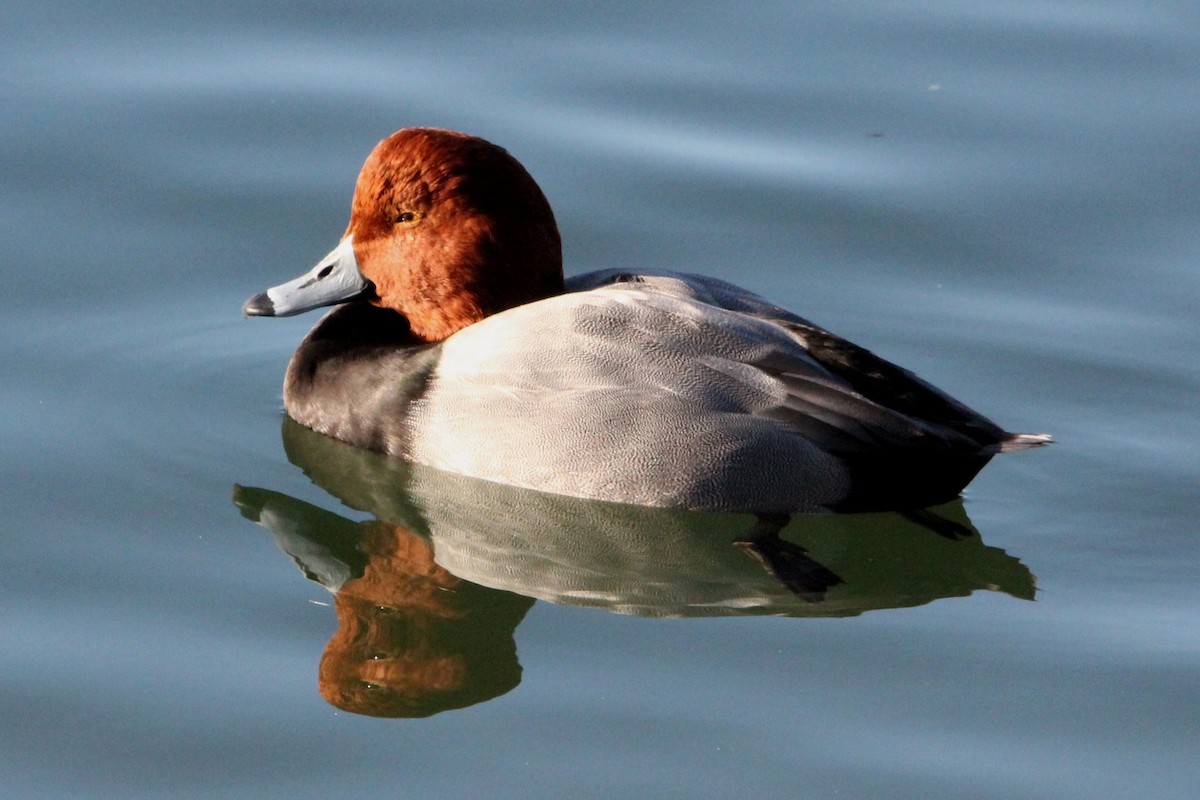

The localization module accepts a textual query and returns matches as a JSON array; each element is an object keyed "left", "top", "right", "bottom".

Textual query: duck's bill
[{"left": 243, "top": 235, "right": 371, "bottom": 317}]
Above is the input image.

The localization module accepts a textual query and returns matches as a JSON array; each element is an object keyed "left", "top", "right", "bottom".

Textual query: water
[{"left": 3, "top": 2, "right": 1198, "bottom": 798}]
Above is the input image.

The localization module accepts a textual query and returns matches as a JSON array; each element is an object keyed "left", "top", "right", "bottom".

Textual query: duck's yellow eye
[{"left": 395, "top": 211, "right": 416, "bottom": 224}]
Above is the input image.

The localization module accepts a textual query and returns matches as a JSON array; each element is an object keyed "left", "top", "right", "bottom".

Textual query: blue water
[{"left": 3, "top": 2, "right": 1198, "bottom": 798}]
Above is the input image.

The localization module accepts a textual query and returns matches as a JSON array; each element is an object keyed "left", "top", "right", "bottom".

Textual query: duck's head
[{"left": 244, "top": 128, "right": 563, "bottom": 342}]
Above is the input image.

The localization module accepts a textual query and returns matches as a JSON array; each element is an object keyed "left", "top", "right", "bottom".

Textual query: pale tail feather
[{"left": 989, "top": 433, "right": 1053, "bottom": 454}]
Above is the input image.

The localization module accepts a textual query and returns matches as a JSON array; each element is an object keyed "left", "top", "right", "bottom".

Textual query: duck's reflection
[{"left": 234, "top": 418, "right": 1035, "bottom": 717}]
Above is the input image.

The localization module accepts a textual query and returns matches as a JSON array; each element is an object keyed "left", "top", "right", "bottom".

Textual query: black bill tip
[{"left": 242, "top": 292, "right": 276, "bottom": 317}]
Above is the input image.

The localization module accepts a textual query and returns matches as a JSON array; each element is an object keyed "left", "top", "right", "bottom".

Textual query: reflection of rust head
[
  {"left": 317, "top": 523, "right": 533, "bottom": 717},
  {"left": 319, "top": 597, "right": 471, "bottom": 717},
  {"left": 341, "top": 521, "right": 464, "bottom": 612}
]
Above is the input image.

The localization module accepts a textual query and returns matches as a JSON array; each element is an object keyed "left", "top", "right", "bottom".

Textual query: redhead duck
[{"left": 244, "top": 127, "right": 1048, "bottom": 513}]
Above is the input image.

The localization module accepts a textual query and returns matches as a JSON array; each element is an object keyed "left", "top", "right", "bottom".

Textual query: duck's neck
[{"left": 381, "top": 253, "right": 565, "bottom": 343}]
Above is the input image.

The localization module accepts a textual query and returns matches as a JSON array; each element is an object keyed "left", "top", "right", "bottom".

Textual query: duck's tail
[{"left": 990, "top": 432, "right": 1053, "bottom": 454}]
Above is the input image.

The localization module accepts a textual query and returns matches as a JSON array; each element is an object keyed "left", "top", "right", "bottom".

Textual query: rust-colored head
[{"left": 346, "top": 128, "right": 564, "bottom": 341}]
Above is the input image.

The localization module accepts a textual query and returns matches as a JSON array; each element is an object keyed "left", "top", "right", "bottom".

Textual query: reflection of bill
[{"left": 235, "top": 489, "right": 532, "bottom": 718}]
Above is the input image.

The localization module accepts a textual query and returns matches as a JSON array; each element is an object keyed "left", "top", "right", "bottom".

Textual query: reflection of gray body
[
  {"left": 283, "top": 271, "right": 1047, "bottom": 513},
  {"left": 402, "top": 464, "right": 1034, "bottom": 617},
  {"left": 236, "top": 419, "right": 1035, "bottom": 619}
]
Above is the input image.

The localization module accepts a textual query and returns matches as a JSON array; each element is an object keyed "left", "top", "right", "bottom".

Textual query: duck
[{"left": 244, "top": 127, "right": 1049, "bottom": 514}]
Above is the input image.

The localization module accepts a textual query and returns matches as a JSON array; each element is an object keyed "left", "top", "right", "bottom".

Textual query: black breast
[{"left": 283, "top": 303, "right": 442, "bottom": 457}]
